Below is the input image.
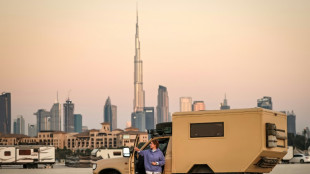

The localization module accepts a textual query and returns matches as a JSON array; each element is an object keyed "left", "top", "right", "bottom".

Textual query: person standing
[{"left": 134, "top": 140, "right": 165, "bottom": 174}]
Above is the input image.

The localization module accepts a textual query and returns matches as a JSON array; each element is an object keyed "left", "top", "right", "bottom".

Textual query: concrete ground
[{"left": 0, "top": 163, "right": 309, "bottom": 174}]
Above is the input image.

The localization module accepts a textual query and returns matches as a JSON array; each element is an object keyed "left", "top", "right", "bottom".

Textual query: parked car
[{"left": 289, "top": 154, "right": 310, "bottom": 163}]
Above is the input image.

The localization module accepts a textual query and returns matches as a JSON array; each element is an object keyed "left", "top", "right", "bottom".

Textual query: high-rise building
[
  {"left": 192, "top": 101, "right": 205, "bottom": 111},
  {"left": 157, "top": 85, "right": 169, "bottom": 124},
  {"left": 50, "top": 98, "right": 61, "bottom": 131},
  {"left": 64, "top": 99, "right": 74, "bottom": 132},
  {"left": 34, "top": 109, "right": 51, "bottom": 132},
  {"left": 13, "top": 115, "right": 25, "bottom": 135},
  {"left": 74, "top": 114, "right": 82, "bottom": 133},
  {"left": 257, "top": 96, "right": 272, "bottom": 110},
  {"left": 112, "top": 105, "right": 117, "bottom": 130},
  {"left": 287, "top": 111, "right": 296, "bottom": 136},
  {"left": 0, "top": 92, "right": 11, "bottom": 135},
  {"left": 82, "top": 126, "right": 88, "bottom": 132},
  {"left": 28, "top": 124, "right": 37, "bottom": 137},
  {"left": 13, "top": 119, "right": 17, "bottom": 134},
  {"left": 220, "top": 94, "right": 230, "bottom": 110},
  {"left": 131, "top": 111, "right": 145, "bottom": 131},
  {"left": 180, "top": 97, "right": 192, "bottom": 112},
  {"left": 133, "top": 8, "right": 145, "bottom": 113},
  {"left": 104, "top": 97, "right": 114, "bottom": 130},
  {"left": 144, "top": 107, "right": 154, "bottom": 130}
]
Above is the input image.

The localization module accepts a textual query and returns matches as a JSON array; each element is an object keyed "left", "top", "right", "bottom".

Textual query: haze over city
[{"left": 1, "top": 0, "right": 309, "bottom": 133}]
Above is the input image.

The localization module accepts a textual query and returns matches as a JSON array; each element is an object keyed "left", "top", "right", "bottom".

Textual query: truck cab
[{"left": 93, "top": 108, "right": 287, "bottom": 174}]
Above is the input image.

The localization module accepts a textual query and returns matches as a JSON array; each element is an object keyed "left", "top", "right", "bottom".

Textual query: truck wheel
[{"left": 300, "top": 159, "right": 304, "bottom": 163}]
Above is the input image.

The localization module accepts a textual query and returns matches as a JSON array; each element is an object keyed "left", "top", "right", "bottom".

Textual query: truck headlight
[{"left": 92, "top": 163, "right": 97, "bottom": 170}]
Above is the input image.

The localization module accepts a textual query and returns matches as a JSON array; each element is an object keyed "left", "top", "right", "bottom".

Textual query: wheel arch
[{"left": 99, "top": 168, "right": 121, "bottom": 174}]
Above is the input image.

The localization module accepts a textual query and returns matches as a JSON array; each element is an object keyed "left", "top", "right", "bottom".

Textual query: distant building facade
[
  {"left": 13, "top": 115, "right": 25, "bottom": 135},
  {"left": 257, "top": 96, "right": 272, "bottom": 110},
  {"left": 0, "top": 92, "right": 11, "bottom": 135},
  {"left": 287, "top": 111, "right": 296, "bottom": 136},
  {"left": 131, "top": 112, "right": 146, "bottom": 132},
  {"left": 180, "top": 97, "right": 192, "bottom": 112},
  {"left": 112, "top": 105, "right": 117, "bottom": 130},
  {"left": 64, "top": 99, "right": 74, "bottom": 132},
  {"left": 0, "top": 123, "right": 148, "bottom": 150},
  {"left": 220, "top": 94, "right": 230, "bottom": 110},
  {"left": 144, "top": 107, "right": 154, "bottom": 130},
  {"left": 157, "top": 85, "right": 169, "bottom": 124},
  {"left": 28, "top": 124, "right": 37, "bottom": 137},
  {"left": 82, "top": 126, "right": 88, "bottom": 132},
  {"left": 192, "top": 101, "right": 205, "bottom": 111},
  {"left": 104, "top": 97, "right": 114, "bottom": 130},
  {"left": 50, "top": 102, "right": 61, "bottom": 131},
  {"left": 34, "top": 109, "right": 51, "bottom": 132},
  {"left": 74, "top": 114, "right": 82, "bottom": 133}
]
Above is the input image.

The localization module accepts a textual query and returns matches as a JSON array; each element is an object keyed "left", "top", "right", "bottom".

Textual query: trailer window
[
  {"left": 4, "top": 151, "right": 11, "bottom": 156},
  {"left": 19, "top": 150, "right": 31, "bottom": 155},
  {"left": 190, "top": 122, "right": 224, "bottom": 138},
  {"left": 113, "top": 152, "right": 122, "bottom": 156}
]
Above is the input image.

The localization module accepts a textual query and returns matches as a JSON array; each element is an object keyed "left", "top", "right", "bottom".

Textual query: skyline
[{"left": 1, "top": 0, "right": 310, "bottom": 133}]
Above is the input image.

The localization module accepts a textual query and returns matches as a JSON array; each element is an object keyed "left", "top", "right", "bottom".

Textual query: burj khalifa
[{"left": 133, "top": 9, "right": 145, "bottom": 113}]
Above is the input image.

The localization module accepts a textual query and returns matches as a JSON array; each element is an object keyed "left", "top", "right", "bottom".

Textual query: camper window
[
  {"left": 190, "top": 122, "right": 224, "bottom": 138},
  {"left": 4, "top": 151, "right": 11, "bottom": 156},
  {"left": 113, "top": 152, "right": 122, "bottom": 156},
  {"left": 19, "top": 150, "right": 31, "bottom": 155}
]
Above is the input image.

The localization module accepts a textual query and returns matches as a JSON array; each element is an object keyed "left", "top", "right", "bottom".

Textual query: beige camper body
[
  {"left": 172, "top": 108, "right": 287, "bottom": 173},
  {"left": 93, "top": 108, "right": 287, "bottom": 174}
]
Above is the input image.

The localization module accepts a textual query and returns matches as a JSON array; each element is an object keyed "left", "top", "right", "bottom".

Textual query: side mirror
[{"left": 123, "top": 147, "right": 130, "bottom": 157}]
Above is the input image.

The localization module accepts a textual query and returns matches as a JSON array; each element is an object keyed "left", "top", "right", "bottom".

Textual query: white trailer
[{"left": 0, "top": 145, "right": 55, "bottom": 168}]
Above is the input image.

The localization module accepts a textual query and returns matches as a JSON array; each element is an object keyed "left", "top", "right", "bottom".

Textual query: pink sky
[{"left": 1, "top": 0, "right": 309, "bottom": 133}]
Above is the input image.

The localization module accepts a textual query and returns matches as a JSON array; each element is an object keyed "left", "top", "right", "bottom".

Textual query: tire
[{"left": 300, "top": 159, "right": 304, "bottom": 163}]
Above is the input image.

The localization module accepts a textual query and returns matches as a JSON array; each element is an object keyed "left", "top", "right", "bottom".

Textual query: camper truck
[
  {"left": 0, "top": 145, "right": 55, "bottom": 168},
  {"left": 93, "top": 108, "right": 287, "bottom": 174}
]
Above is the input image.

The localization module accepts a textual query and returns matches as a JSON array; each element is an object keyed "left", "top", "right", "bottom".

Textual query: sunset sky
[{"left": 1, "top": 0, "right": 309, "bottom": 133}]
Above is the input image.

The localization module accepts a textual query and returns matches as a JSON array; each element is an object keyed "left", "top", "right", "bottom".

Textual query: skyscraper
[
  {"left": 13, "top": 115, "right": 25, "bottom": 135},
  {"left": 74, "top": 114, "right": 82, "bottom": 133},
  {"left": 131, "top": 111, "right": 145, "bottom": 131},
  {"left": 180, "top": 97, "right": 192, "bottom": 112},
  {"left": 144, "top": 107, "right": 154, "bottom": 130},
  {"left": 133, "top": 8, "right": 145, "bottom": 113},
  {"left": 287, "top": 111, "right": 296, "bottom": 136},
  {"left": 220, "top": 94, "right": 230, "bottom": 110},
  {"left": 192, "top": 101, "right": 205, "bottom": 111},
  {"left": 0, "top": 92, "right": 11, "bottom": 135},
  {"left": 28, "top": 124, "right": 37, "bottom": 137},
  {"left": 64, "top": 99, "right": 74, "bottom": 132},
  {"left": 257, "top": 96, "right": 272, "bottom": 110},
  {"left": 112, "top": 105, "right": 117, "bottom": 130},
  {"left": 104, "top": 97, "right": 113, "bottom": 130},
  {"left": 157, "top": 85, "right": 169, "bottom": 124},
  {"left": 50, "top": 95, "right": 61, "bottom": 131},
  {"left": 34, "top": 109, "right": 51, "bottom": 132}
]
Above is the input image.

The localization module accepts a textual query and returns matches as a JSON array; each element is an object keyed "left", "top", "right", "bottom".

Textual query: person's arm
[
  {"left": 157, "top": 151, "right": 165, "bottom": 166},
  {"left": 134, "top": 147, "right": 145, "bottom": 156}
]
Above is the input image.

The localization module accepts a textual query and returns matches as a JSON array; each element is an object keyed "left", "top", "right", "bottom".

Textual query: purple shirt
[{"left": 139, "top": 149, "right": 165, "bottom": 172}]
